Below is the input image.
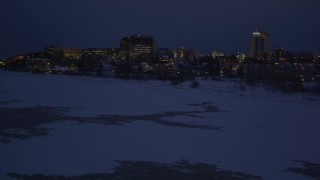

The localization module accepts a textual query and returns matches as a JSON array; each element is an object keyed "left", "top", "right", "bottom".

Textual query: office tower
[
  {"left": 130, "top": 35, "right": 155, "bottom": 60},
  {"left": 119, "top": 35, "right": 155, "bottom": 60},
  {"left": 250, "top": 31, "right": 269, "bottom": 58},
  {"left": 120, "top": 36, "right": 131, "bottom": 60}
]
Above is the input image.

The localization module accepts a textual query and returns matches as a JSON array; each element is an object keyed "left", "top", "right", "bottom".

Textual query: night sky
[{"left": 1, "top": 0, "right": 320, "bottom": 58}]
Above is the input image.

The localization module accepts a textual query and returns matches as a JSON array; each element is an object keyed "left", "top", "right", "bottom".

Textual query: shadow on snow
[
  {"left": 8, "top": 160, "right": 261, "bottom": 180},
  {"left": 286, "top": 160, "right": 320, "bottom": 179},
  {"left": 0, "top": 102, "right": 223, "bottom": 143}
]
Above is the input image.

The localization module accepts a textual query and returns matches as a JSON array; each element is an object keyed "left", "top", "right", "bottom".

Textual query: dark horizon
[{"left": 1, "top": 0, "right": 320, "bottom": 58}]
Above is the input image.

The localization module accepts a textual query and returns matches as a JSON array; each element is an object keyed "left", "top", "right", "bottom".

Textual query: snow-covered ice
[{"left": 0, "top": 71, "right": 319, "bottom": 179}]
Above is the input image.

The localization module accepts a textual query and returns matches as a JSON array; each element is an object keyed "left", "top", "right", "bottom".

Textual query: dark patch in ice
[
  {"left": 188, "top": 102, "right": 223, "bottom": 113},
  {"left": 0, "top": 106, "right": 70, "bottom": 143},
  {"left": 0, "top": 100, "right": 19, "bottom": 106},
  {"left": 7, "top": 160, "right": 261, "bottom": 180},
  {"left": 286, "top": 160, "right": 320, "bottom": 179},
  {"left": 303, "top": 97, "right": 320, "bottom": 102},
  {"left": 0, "top": 103, "right": 223, "bottom": 143}
]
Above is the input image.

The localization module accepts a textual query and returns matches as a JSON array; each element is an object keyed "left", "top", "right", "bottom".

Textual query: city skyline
[{"left": 1, "top": 0, "right": 320, "bottom": 58}]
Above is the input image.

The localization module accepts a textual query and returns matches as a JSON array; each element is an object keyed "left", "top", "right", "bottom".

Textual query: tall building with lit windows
[
  {"left": 250, "top": 31, "right": 269, "bottom": 58},
  {"left": 119, "top": 35, "right": 155, "bottom": 60},
  {"left": 120, "top": 36, "right": 131, "bottom": 60},
  {"left": 130, "top": 35, "right": 155, "bottom": 60}
]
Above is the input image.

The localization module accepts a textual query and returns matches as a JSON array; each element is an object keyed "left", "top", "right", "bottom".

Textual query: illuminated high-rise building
[
  {"left": 250, "top": 31, "right": 269, "bottom": 58},
  {"left": 120, "top": 36, "right": 131, "bottom": 60},
  {"left": 119, "top": 35, "right": 155, "bottom": 60},
  {"left": 130, "top": 35, "right": 155, "bottom": 60}
]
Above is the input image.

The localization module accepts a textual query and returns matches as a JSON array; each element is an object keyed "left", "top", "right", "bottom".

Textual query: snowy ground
[{"left": 0, "top": 71, "right": 319, "bottom": 179}]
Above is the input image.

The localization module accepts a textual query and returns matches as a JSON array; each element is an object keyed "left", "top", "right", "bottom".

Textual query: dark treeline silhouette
[{"left": 1, "top": 50, "right": 320, "bottom": 93}]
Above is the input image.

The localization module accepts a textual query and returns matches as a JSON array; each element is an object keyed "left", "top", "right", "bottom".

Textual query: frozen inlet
[{"left": 0, "top": 71, "right": 319, "bottom": 180}]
